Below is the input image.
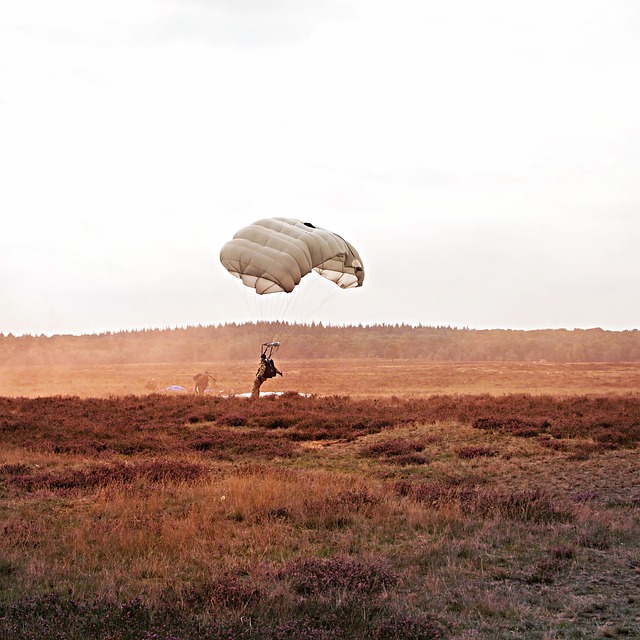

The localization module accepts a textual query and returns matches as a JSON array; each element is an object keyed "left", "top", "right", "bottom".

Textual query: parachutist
[{"left": 250, "top": 353, "right": 282, "bottom": 400}]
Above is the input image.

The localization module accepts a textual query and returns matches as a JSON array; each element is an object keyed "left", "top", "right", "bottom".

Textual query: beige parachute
[{"left": 220, "top": 218, "right": 364, "bottom": 294}]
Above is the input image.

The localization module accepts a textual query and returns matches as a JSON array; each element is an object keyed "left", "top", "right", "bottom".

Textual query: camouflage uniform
[{"left": 250, "top": 358, "right": 267, "bottom": 400}]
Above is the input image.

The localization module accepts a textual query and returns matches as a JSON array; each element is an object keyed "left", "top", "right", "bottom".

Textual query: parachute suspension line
[
  {"left": 263, "top": 283, "right": 304, "bottom": 348},
  {"left": 241, "top": 290, "right": 291, "bottom": 352},
  {"left": 224, "top": 267, "right": 292, "bottom": 350},
  {"left": 273, "top": 274, "right": 344, "bottom": 347},
  {"left": 231, "top": 278, "right": 278, "bottom": 350},
  {"left": 233, "top": 277, "right": 258, "bottom": 326},
  {"left": 229, "top": 271, "right": 352, "bottom": 354},
  {"left": 263, "top": 292, "right": 288, "bottom": 345}
]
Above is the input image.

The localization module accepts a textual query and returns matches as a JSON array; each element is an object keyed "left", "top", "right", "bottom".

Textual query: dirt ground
[{"left": 1, "top": 359, "right": 638, "bottom": 398}]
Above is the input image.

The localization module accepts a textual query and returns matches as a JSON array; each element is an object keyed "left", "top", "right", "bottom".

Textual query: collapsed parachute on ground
[{"left": 219, "top": 217, "right": 364, "bottom": 294}]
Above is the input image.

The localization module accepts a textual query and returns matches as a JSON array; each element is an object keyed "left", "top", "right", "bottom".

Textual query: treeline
[{"left": 1, "top": 323, "right": 639, "bottom": 366}]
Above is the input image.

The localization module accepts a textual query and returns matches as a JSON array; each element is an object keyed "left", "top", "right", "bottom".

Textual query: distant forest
[{"left": 1, "top": 324, "right": 639, "bottom": 366}]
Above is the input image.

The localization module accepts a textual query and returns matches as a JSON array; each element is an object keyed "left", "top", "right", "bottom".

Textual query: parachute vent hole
[{"left": 303, "top": 222, "right": 316, "bottom": 228}]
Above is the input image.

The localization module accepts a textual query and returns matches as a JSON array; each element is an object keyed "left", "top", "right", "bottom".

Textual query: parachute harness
[{"left": 261, "top": 341, "right": 280, "bottom": 360}]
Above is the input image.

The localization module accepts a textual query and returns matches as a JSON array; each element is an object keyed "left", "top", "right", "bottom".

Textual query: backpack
[{"left": 264, "top": 359, "right": 277, "bottom": 379}]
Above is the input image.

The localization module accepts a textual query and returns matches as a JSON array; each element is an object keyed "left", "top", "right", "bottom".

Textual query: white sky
[{"left": 1, "top": 0, "right": 639, "bottom": 336}]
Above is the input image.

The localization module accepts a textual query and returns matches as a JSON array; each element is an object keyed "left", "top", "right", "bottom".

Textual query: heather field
[{"left": 1, "top": 362, "right": 639, "bottom": 639}]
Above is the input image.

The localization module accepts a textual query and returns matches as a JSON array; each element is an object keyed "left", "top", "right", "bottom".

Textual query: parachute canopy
[{"left": 220, "top": 217, "right": 364, "bottom": 294}]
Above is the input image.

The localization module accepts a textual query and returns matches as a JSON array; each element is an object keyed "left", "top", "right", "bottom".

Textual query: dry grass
[
  {"left": 0, "top": 364, "right": 639, "bottom": 639},
  {"left": 1, "top": 359, "right": 639, "bottom": 398}
]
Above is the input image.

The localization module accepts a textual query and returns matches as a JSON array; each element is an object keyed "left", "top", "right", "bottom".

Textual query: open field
[
  {"left": 1, "top": 363, "right": 639, "bottom": 639},
  {"left": 1, "top": 359, "right": 639, "bottom": 398}
]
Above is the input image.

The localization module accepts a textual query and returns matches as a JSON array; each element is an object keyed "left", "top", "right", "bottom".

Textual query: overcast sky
[{"left": 1, "top": 0, "right": 639, "bottom": 336}]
